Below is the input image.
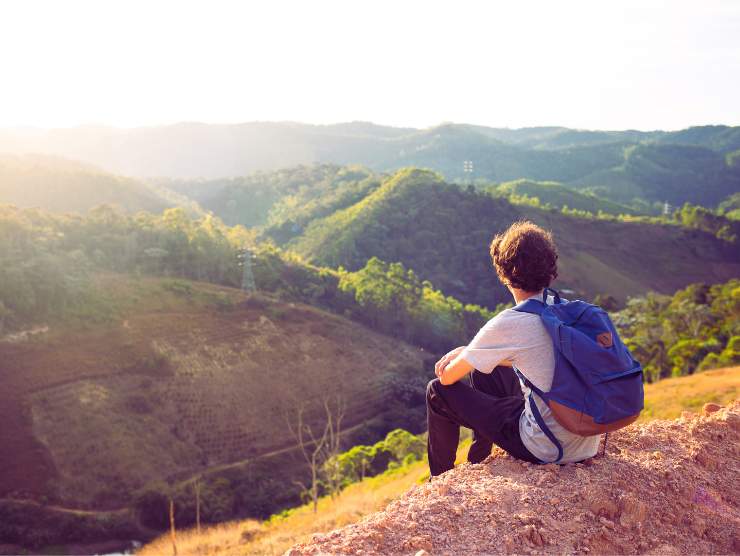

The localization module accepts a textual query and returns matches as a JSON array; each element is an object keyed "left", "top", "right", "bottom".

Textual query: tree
[
  {"left": 382, "top": 429, "right": 425, "bottom": 462},
  {"left": 321, "top": 395, "right": 346, "bottom": 500},
  {"left": 285, "top": 395, "right": 345, "bottom": 513}
]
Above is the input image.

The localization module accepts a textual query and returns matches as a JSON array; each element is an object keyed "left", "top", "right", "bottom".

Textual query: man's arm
[
  {"left": 439, "top": 354, "right": 475, "bottom": 385},
  {"left": 437, "top": 354, "right": 514, "bottom": 386}
]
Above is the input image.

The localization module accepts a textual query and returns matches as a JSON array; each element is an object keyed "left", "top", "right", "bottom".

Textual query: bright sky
[{"left": 1, "top": 0, "right": 739, "bottom": 131}]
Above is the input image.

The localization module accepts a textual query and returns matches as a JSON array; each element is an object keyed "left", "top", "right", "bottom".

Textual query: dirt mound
[{"left": 287, "top": 402, "right": 740, "bottom": 555}]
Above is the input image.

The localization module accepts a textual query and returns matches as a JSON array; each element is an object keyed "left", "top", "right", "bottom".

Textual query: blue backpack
[{"left": 513, "top": 288, "right": 644, "bottom": 461}]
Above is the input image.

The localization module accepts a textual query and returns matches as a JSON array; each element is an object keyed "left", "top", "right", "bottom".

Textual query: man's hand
[{"left": 435, "top": 346, "right": 466, "bottom": 378}]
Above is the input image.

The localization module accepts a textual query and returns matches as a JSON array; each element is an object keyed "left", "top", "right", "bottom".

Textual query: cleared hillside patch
[{"left": 1, "top": 274, "right": 427, "bottom": 513}]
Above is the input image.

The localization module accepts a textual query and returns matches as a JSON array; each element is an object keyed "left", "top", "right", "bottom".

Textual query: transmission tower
[
  {"left": 238, "top": 248, "right": 257, "bottom": 292},
  {"left": 463, "top": 160, "right": 474, "bottom": 185}
]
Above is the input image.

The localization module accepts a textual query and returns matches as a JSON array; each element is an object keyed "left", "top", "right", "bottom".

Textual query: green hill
[
  {"left": 0, "top": 154, "right": 170, "bottom": 214},
  {"left": 492, "top": 179, "right": 639, "bottom": 214},
  {"left": 287, "top": 168, "right": 740, "bottom": 308},
  {"left": 166, "top": 164, "right": 382, "bottom": 234}
]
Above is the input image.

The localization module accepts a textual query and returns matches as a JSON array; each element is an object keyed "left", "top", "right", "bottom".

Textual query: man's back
[{"left": 461, "top": 293, "right": 601, "bottom": 463}]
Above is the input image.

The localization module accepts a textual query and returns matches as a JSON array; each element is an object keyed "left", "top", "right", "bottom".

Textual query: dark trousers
[{"left": 426, "top": 366, "right": 541, "bottom": 476}]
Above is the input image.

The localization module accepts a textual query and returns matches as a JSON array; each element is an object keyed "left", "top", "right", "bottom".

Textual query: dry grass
[
  {"left": 138, "top": 367, "right": 740, "bottom": 556},
  {"left": 136, "top": 518, "right": 263, "bottom": 556},
  {"left": 137, "top": 438, "right": 471, "bottom": 556},
  {"left": 640, "top": 365, "right": 740, "bottom": 422}
]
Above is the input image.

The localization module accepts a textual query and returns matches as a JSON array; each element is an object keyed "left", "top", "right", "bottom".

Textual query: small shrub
[
  {"left": 161, "top": 279, "right": 194, "bottom": 296},
  {"left": 127, "top": 351, "right": 172, "bottom": 377},
  {"left": 266, "top": 305, "right": 288, "bottom": 320},
  {"left": 242, "top": 295, "right": 270, "bottom": 310},
  {"left": 125, "top": 394, "right": 153, "bottom": 414}
]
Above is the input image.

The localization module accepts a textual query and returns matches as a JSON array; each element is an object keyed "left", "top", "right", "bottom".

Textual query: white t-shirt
[{"left": 460, "top": 292, "right": 600, "bottom": 463}]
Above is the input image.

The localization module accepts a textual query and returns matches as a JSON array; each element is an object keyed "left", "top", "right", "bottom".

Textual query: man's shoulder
[
  {"left": 482, "top": 306, "right": 541, "bottom": 332},
  {"left": 496, "top": 306, "right": 541, "bottom": 322}
]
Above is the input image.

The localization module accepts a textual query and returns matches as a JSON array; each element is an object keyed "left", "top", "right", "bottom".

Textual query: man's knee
[
  {"left": 469, "top": 369, "right": 485, "bottom": 389},
  {"left": 426, "top": 377, "right": 442, "bottom": 401}
]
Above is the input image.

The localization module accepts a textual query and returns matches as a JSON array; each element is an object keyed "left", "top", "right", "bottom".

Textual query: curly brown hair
[{"left": 489, "top": 221, "right": 558, "bottom": 292}]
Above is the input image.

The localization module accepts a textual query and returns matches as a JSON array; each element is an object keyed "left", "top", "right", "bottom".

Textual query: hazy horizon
[
  {"left": 2, "top": 0, "right": 739, "bottom": 131},
  {"left": 1, "top": 119, "right": 737, "bottom": 134}
]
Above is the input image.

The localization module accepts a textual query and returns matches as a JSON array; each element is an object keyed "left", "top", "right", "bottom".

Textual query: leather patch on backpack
[{"left": 597, "top": 332, "right": 613, "bottom": 348}]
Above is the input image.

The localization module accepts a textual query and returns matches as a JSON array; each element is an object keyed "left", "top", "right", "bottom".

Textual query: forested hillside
[
  {"left": 0, "top": 204, "right": 494, "bottom": 353},
  {"left": 0, "top": 154, "right": 171, "bottom": 214},
  {"left": 3, "top": 123, "right": 740, "bottom": 208},
  {"left": 615, "top": 280, "right": 740, "bottom": 382},
  {"left": 284, "top": 168, "right": 740, "bottom": 308},
  {"left": 162, "top": 164, "right": 382, "bottom": 233},
  {"left": 490, "top": 179, "right": 639, "bottom": 215}
]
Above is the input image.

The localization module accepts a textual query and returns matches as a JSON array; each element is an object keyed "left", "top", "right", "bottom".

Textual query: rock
[
  {"left": 702, "top": 403, "right": 721, "bottom": 415},
  {"left": 694, "top": 448, "right": 718, "bottom": 469},
  {"left": 619, "top": 493, "right": 648, "bottom": 528},
  {"left": 404, "top": 535, "right": 433, "bottom": 551},
  {"left": 645, "top": 544, "right": 681, "bottom": 555},
  {"left": 689, "top": 515, "right": 707, "bottom": 537},
  {"left": 415, "top": 550, "right": 431, "bottom": 556},
  {"left": 522, "top": 524, "right": 544, "bottom": 547},
  {"left": 725, "top": 412, "right": 740, "bottom": 430},
  {"left": 585, "top": 492, "right": 619, "bottom": 520}
]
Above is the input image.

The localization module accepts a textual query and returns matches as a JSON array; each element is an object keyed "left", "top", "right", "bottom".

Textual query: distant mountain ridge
[{"left": 2, "top": 122, "right": 739, "bottom": 207}]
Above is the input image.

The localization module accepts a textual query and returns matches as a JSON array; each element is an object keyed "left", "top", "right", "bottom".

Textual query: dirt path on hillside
[{"left": 288, "top": 402, "right": 740, "bottom": 555}]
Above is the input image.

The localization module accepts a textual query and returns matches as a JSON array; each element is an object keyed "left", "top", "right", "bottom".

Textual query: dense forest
[{"left": 615, "top": 280, "right": 740, "bottom": 382}]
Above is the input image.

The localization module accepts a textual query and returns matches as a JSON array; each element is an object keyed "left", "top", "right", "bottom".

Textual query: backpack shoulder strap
[
  {"left": 512, "top": 299, "right": 544, "bottom": 316},
  {"left": 528, "top": 391, "right": 564, "bottom": 463},
  {"left": 513, "top": 367, "right": 564, "bottom": 464},
  {"left": 512, "top": 288, "right": 562, "bottom": 316}
]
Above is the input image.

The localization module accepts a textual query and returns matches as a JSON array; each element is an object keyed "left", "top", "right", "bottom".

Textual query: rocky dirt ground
[{"left": 287, "top": 402, "right": 740, "bottom": 555}]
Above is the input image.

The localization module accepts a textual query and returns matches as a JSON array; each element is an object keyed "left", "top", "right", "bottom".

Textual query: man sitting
[{"left": 426, "top": 220, "right": 600, "bottom": 475}]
